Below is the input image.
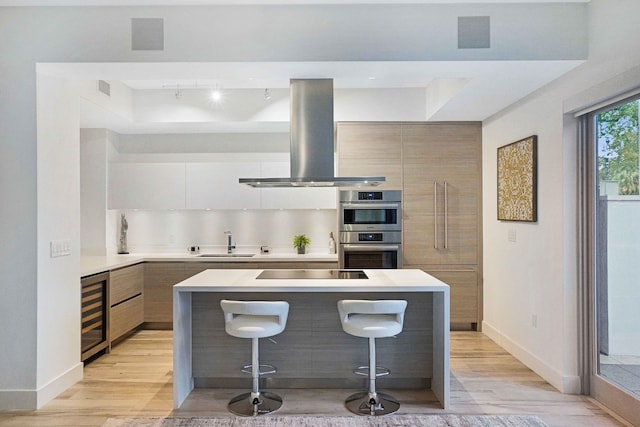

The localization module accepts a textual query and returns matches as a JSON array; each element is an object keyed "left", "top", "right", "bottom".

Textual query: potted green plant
[{"left": 293, "top": 234, "right": 311, "bottom": 254}]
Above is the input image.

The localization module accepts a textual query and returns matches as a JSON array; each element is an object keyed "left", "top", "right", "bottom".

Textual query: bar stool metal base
[
  {"left": 345, "top": 391, "right": 400, "bottom": 416},
  {"left": 228, "top": 391, "right": 283, "bottom": 417}
]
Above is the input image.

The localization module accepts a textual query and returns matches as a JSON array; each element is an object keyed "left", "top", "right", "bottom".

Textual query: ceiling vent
[
  {"left": 97, "top": 80, "right": 111, "bottom": 97},
  {"left": 458, "top": 16, "right": 491, "bottom": 49},
  {"left": 131, "top": 18, "right": 165, "bottom": 51}
]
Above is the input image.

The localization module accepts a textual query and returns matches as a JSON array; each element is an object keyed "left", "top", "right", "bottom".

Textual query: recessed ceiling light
[{"left": 211, "top": 89, "right": 223, "bottom": 103}]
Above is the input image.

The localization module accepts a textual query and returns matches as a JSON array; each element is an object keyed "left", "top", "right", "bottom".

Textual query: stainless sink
[{"left": 196, "top": 253, "right": 255, "bottom": 258}]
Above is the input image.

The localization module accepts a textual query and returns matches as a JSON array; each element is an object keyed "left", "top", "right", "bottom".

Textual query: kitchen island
[{"left": 173, "top": 269, "right": 450, "bottom": 409}]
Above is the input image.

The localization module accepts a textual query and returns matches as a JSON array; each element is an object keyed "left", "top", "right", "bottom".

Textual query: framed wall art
[{"left": 497, "top": 135, "right": 537, "bottom": 222}]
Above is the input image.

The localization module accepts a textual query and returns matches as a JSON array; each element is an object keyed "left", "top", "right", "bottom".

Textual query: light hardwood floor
[{"left": 0, "top": 330, "right": 628, "bottom": 427}]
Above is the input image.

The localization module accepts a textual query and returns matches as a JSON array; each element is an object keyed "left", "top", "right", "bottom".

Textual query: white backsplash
[{"left": 112, "top": 209, "right": 337, "bottom": 255}]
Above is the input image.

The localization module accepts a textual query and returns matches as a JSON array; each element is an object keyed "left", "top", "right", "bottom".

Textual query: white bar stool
[
  {"left": 220, "top": 299, "right": 289, "bottom": 416},
  {"left": 337, "top": 299, "right": 408, "bottom": 416}
]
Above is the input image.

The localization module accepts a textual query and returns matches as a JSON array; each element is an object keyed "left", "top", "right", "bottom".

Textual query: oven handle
[
  {"left": 341, "top": 244, "right": 401, "bottom": 251},
  {"left": 340, "top": 203, "right": 400, "bottom": 209}
]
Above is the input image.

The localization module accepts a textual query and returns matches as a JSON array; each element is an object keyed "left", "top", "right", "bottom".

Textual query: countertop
[
  {"left": 173, "top": 268, "right": 450, "bottom": 293},
  {"left": 80, "top": 252, "right": 339, "bottom": 277}
]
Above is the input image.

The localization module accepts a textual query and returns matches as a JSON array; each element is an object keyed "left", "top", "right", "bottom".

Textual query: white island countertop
[{"left": 174, "top": 268, "right": 450, "bottom": 293}]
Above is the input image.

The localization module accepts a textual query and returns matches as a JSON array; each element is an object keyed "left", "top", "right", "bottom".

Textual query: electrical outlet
[
  {"left": 169, "top": 234, "right": 175, "bottom": 244},
  {"left": 531, "top": 314, "right": 538, "bottom": 328},
  {"left": 508, "top": 229, "right": 517, "bottom": 242},
  {"left": 50, "top": 239, "right": 72, "bottom": 258}
]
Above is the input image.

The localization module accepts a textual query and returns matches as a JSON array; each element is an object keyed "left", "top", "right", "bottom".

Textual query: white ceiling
[
  {"left": 30, "top": 0, "right": 587, "bottom": 134},
  {"left": 0, "top": 0, "right": 590, "bottom": 5},
  {"left": 45, "top": 59, "right": 583, "bottom": 134}
]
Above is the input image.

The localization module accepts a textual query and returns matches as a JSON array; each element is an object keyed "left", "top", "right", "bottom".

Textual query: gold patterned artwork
[{"left": 497, "top": 135, "right": 537, "bottom": 222}]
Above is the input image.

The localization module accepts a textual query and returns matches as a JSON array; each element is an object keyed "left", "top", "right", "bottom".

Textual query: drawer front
[
  {"left": 110, "top": 294, "right": 143, "bottom": 341},
  {"left": 110, "top": 263, "right": 144, "bottom": 306}
]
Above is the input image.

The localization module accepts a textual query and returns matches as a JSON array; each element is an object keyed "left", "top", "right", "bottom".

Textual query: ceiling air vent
[
  {"left": 131, "top": 18, "right": 165, "bottom": 51},
  {"left": 458, "top": 16, "right": 490, "bottom": 49},
  {"left": 97, "top": 80, "right": 111, "bottom": 97}
]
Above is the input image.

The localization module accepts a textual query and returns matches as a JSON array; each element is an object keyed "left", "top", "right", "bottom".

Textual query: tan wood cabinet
[
  {"left": 109, "top": 263, "right": 144, "bottom": 342},
  {"left": 419, "top": 267, "right": 479, "bottom": 324},
  {"left": 143, "top": 262, "right": 193, "bottom": 325},
  {"left": 336, "top": 122, "right": 403, "bottom": 190},
  {"left": 402, "top": 123, "right": 481, "bottom": 265},
  {"left": 144, "top": 261, "right": 339, "bottom": 327},
  {"left": 337, "top": 121, "right": 482, "bottom": 329},
  {"left": 110, "top": 296, "right": 143, "bottom": 342}
]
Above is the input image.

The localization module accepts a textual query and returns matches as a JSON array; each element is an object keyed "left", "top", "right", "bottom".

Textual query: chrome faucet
[{"left": 224, "top": 231, "right": 235, "bottom": 254}]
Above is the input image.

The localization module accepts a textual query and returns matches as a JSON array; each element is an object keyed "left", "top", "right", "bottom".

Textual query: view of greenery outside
[{"left": 597, "top": 100, "right": 640, "bottom": 195}]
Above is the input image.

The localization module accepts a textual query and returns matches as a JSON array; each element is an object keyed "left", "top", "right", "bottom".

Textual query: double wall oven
[{"left": 339, "top": 190, "right": 402, "bottom": 269}]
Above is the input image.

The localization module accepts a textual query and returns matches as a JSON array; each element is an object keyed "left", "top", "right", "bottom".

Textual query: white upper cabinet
[
  {"left": 108, "top": 159, "right": 336, "bottom": 210},
  {"left": 260, "top": 162, "right": 337, "bottom": 210},
  {"left": 108, "top": 163, "right": 186, "bottom": 210},
  {"left": 185, "top": 162, "right": 261, "bottom": 210}
]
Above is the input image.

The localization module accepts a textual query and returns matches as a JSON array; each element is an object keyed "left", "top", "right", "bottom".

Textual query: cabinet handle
[
  {"left": 444, "top": 181, "right": 448, "bottom": 249},
  {"left": 434, "top": 181, "right": 438, "bottom": 249}
]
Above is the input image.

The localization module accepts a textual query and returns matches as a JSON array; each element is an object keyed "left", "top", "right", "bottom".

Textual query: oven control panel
[{"left": 358, "top": 233, "right": 383, "bottom": 242}]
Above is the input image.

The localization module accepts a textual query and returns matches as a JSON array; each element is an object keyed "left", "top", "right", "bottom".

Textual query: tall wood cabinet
[
  {"left": 337, "top": 122, "right": 482, "bottom": 329},
  {"left": 336, "top": 123, "right": 403, "bottom": 190}
]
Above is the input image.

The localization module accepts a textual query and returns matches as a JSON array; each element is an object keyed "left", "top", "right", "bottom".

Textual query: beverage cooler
[{"left": 80, "top": 272, "right": 109, "bottom": 361}]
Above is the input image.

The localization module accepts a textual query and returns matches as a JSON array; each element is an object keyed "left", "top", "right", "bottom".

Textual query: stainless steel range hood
[{"left": 239, "top": 79, "right": 385, "bottom": 188}]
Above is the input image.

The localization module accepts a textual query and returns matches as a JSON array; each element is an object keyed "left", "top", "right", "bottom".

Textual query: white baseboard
[
  {"left": 37, "top": 362, "right": 83, "bottom": 408},
  {"left": 0, "top": 362, "right": 83, "bottom": 410},
  {"left": 482, "top": 320, "right": 581, "bottom": 394}
]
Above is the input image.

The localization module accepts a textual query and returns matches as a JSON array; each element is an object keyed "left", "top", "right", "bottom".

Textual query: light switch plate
[
  {"left": 508, "top": 229, "right": 517, "bottom": 242},
  {"left": 50, "top": 239, "right": 72, "bottom": 258}
]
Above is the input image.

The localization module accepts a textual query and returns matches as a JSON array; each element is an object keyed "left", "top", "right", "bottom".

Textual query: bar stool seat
[
  {"left": 337, "top": 299, "right": 407, "bottom": 416},
  {"left": 224, "top": 314, "right": 285, "bottom": 338},
  {"left": 220, "top": 299, "right": 289, "bottom": 417}
]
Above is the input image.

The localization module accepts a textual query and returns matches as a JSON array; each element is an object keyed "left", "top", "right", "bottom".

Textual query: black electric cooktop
[{"left": 256, "top": 269, "right": 368, "bottom": 280}]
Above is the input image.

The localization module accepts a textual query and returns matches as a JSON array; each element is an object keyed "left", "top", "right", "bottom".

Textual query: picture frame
[{"left": 497, "top": 135, "right": 537, "bottom": 222}]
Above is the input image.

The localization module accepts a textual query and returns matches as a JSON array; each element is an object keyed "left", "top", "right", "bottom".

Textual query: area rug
[{"left": 102, "top": 415, "right": 548, "bottom": 427}]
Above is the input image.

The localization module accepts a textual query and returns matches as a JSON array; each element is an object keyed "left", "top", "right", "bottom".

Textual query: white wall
[
  {"left": 0, "top": 2, "right": 589, "bottom": 409},
  {"left": 36, "top": 74, "right": 84, "bottom": 406},
  {"left": 482, "top": 0, "right": 640, "bottom": 394},
  {"left": 121, "top": 209, "right": 337, "bottom": 255},
  {"left": 81, "top": 129, "right": 118, "bottom": 255}
]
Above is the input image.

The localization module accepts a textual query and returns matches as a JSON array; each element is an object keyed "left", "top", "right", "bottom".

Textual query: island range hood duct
[{"left": 239, "top": 79, "right": 385, "bottom": 188}]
